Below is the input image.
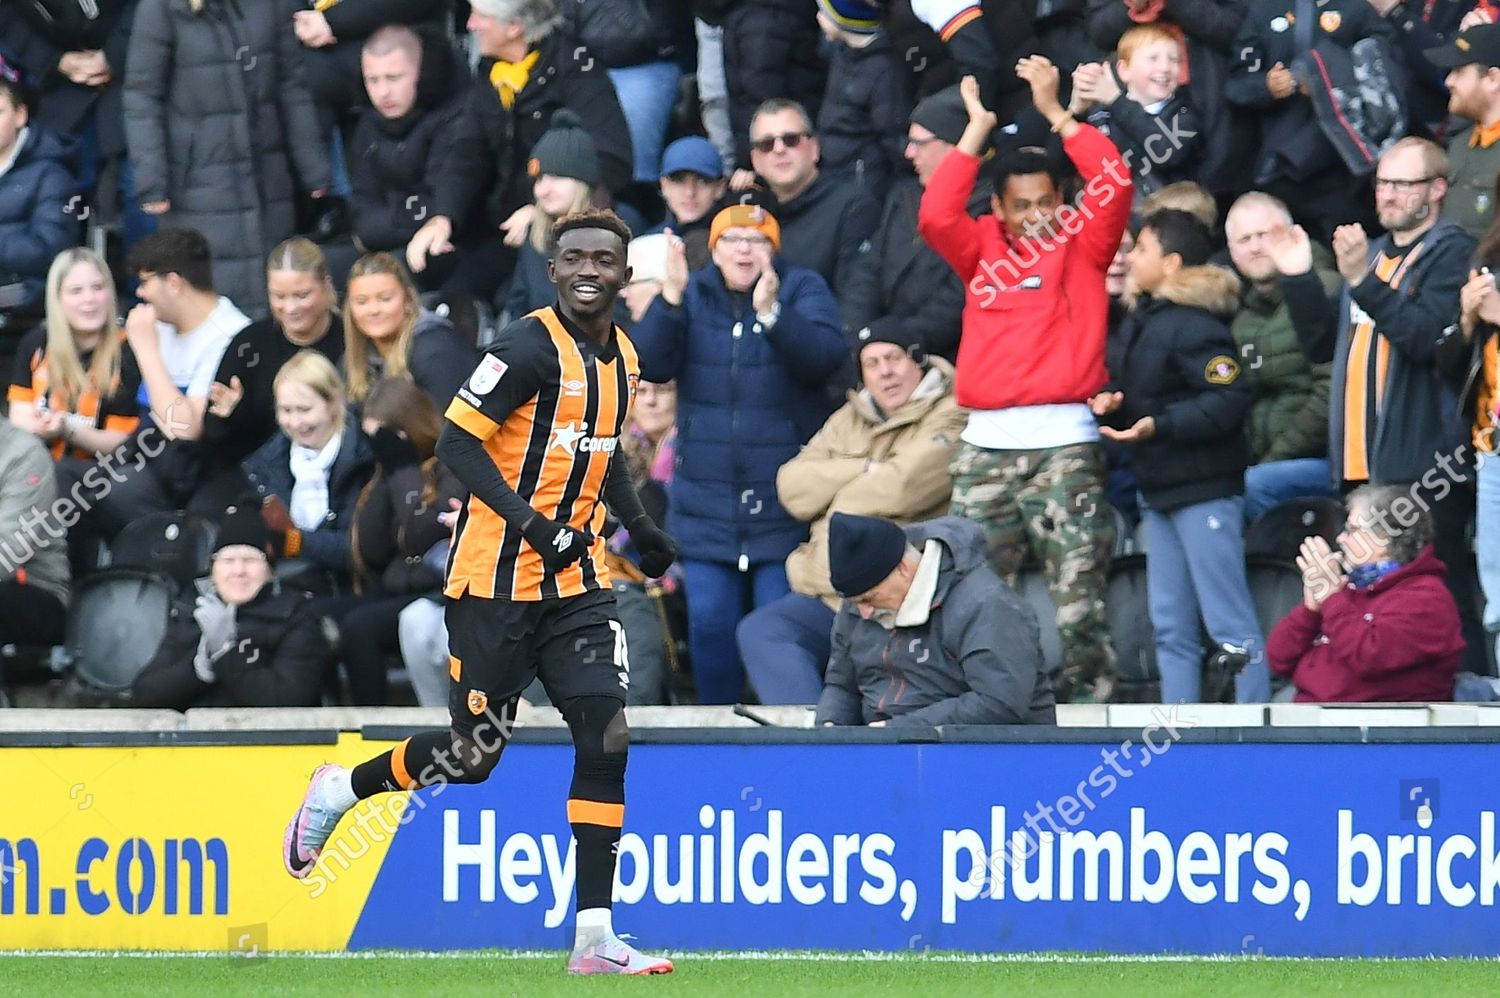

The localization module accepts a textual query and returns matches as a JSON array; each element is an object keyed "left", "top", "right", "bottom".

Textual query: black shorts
[{"left": 444, "top": 588, "right": 628, "bottom": 737}]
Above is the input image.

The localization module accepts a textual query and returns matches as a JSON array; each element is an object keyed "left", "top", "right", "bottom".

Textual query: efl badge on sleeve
[
  {"left": 1320, "top": 10, "right": 1341, "bottom": 32},
  {"left": 468, "top": 355, "right": 508, "bottom": 395},
  {"left": 467, "top": 689, "right": 489, "bottom": 716},
  {"left": 1205, "top": 355, "right": 1242, "bottom": 385}
]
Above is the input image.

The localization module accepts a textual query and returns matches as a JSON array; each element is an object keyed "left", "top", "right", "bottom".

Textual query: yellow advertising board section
[{"left": 0, "top": 734, "right": 399, "bottom": 951}]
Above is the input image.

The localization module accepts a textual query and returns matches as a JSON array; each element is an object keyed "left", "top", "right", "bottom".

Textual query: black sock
[
  {"left": 571, "top": 817, "right": 622, "bottom": 912},
  {"left": 350, "top": 731, "right": 455, "bottom": 798}
]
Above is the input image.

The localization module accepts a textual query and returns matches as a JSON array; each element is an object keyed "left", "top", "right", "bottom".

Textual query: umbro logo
[{"left": 552, "top": 529, "right": 573, "bottom": 552}]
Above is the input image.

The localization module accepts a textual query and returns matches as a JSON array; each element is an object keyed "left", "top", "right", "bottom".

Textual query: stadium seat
[
  {"left": 1244, "top": 497, "right": 1344, "bottom": 562},
  {"left": 1246, "top": 555, "right": 1304, "bottom": 700},
  {"left": 66, "top": 569, "right": 175, "bottom": 696},
  {"left": 1105, "top": 554, "right": 1160, "bottom": 702},
  {"left": 108, "top": 511, "right": 217, "bottom": 595}
]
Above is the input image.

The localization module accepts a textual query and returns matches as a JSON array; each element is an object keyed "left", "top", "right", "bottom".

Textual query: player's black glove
[
  {"left": 629, "top": 515, "right": 678, "bottom": 578},
  {"left": 522, "top": 515, "right": 592, "bottom": 571}
]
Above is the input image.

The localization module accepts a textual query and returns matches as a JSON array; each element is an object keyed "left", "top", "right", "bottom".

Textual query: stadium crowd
[{"left": 2, "top": 0, "right": 1500, "bottom": 718}]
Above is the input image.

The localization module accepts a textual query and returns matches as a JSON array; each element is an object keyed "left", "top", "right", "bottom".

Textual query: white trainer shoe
[
  {"left": 282, "top": 764, "right": 349, "bottom": 879},
  {"left": 566, "top": 935, "right": 675, "bottom": 975}
]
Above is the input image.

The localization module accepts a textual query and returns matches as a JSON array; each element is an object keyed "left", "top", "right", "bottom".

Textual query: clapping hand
[
  {"left": 1296, "top": 535, "right": 1347, "bottom": 611},
  {"left": 1332, "top": 224, "right": 1371, "bottom": 286},
  {"left": 208, "top": 376, "right": 245, "bottom": 419},
  {"left": 1266, "top": 223, "right": 1314, "bottom": 276},
  {"left": 751, "top": 243, "right": 780, "bottom": 316},
  {"left": 661, "top": 228, "right": 689, "bottom": 306},
  {"left": 1460, "top": 268, "right": 1500, "bottom": 338},
  {"left": 1267, "top": 62, "right": 1296, "bottom": 100},
  {"left": 1016, "top": 57, "right": 1065, "bottom": 120}
]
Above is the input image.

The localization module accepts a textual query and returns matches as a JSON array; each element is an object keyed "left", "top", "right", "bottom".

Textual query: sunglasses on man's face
[{"left": 751, "top": 131, "right": 810, "bottom": 155}]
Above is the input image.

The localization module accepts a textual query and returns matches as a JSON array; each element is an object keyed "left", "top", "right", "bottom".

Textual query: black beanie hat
[
  {"left": 527, "top": 108, "right": 601, "bottom": 187},
  {"left": 855, "top": 316, "right": 927, "bottom": 366},
  {"left": 216, "top": 503, "right": 271, "bottom": 560},
  {"left": 910, "top": 85, "right": 968, "bottom": 147},
  {"left": 828, "top": 512, "right": 909, "bottom": 598}
]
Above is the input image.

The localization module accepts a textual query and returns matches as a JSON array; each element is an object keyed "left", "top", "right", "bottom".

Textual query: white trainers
[
  {"left": 566, "top": 935, "right": 675, "bottom": 975},
  {"left": 282, "top": 764, "right": 349, "bottom": 879}
]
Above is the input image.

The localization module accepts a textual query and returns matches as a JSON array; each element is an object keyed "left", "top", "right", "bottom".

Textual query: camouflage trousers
[{"left": 948, "top": 441, "right": 1116, "bottom": 702}]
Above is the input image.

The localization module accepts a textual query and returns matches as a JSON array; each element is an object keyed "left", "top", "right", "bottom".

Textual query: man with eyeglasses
[
  {"left": 1269, "top": 136, "right": 1487, "bottom": 674},
  {"left": 737, "top": 98, "right": 879, "bottom": 295},
  {"left": 842, "top": 86, "right": 991, "bottom": 364},
  {"left": 1425, "top": 22, "right": 1500, "bottom": 242}
]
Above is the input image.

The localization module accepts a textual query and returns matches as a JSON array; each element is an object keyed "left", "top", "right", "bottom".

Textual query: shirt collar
[{"left": 1471, "top": 121, "right": 1500, "bottom": 149}]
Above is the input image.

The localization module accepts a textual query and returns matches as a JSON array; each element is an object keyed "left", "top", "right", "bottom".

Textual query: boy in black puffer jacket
[
  {"left": 813, "top": 0, "right": 913, "bottom": 202},
  {"left": 1092, "top": 209, "right": 1268, "bottom": 705}
]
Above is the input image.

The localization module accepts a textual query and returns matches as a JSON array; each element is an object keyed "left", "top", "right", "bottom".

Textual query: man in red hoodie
[{"left": 918, "top": 63, "right": 1132, "bottom": 703}]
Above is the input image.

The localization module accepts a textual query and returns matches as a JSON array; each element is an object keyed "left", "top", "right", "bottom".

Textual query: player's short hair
[
  {"left": 1141, "top": 208, "right": 1214, "bottom": 268},
  {"left": 1383, "top": 136, "right": 1451, "bottom": 184},
  {"left": 750, "top": 99, "right": 817, "bottom": 140},
  {"left": 127, "top": 228, "right": 215, "bottom": 292},
  {"left": 986, "top": 147, "right": 1064, "bottom": 199},
  {"left": 362, "top": 24, "right": 424, "bottom": 67},
  {"left": 1117, "top": 23, "right": 1180, "bottom": 64},
  {"left": 1225, "top": 191, "right": 1293, "bottom": 240},
  {"left": 551, "top": 209, "right": 633, "bottom": 255}
]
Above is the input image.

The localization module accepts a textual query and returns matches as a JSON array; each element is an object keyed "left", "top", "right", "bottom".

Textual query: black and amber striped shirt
[
  {"left": 444, "top": 306, "right": 640, "bottom": 601},
  {"left": 1342, "top": 243, "right": 1423, "bottom": 482},
  {"left": 8, "top": 327, "right": 143, "bottom": 460}
]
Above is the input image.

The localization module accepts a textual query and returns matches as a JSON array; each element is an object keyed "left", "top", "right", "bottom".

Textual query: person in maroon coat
[{"left": 1268, "top": 483, "right": 1466, "bottom": 703}]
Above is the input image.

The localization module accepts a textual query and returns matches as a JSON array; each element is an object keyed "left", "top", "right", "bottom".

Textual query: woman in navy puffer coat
[{"left": 631, "top": 206, "right": 844, "bottom": 703}]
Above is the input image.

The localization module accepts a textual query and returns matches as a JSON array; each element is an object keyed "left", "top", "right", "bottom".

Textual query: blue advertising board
[{"left": 343, "top": 737, "right": 1500, "bottom": 956}]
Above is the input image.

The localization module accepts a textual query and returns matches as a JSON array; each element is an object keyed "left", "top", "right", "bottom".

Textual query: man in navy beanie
[{"left": 815, "top": 512, "right": 1056, "bottom": 726}]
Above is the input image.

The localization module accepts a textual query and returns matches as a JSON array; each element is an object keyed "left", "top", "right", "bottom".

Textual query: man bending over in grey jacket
[{"left": 815, "top": 512, "right": 1056, "bottom": 727}]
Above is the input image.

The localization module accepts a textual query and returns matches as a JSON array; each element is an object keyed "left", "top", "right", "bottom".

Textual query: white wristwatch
[{"left": 756, "top": 301, "right": 782, "bottom": 328}]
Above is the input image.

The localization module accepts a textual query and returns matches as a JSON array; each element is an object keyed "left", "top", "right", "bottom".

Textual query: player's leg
[
  {"left": 537, "top": 592, "right": 672, "bottom": 975},
  {"left": 282, "top": 594, "right": 534, "bottom": 879}
]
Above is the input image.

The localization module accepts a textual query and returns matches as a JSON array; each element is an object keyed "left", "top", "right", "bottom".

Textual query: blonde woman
[
  {"left": 204, "top": 238, "right": 345, "bottom": 465},
  {"left": 504, "top": 110, "right": 599, "bottom": 320},
  {"left": 343, "top": 252, "right": 474, "bottom": 410},
  {"left": 10, "top": 248, "right": 145, "bottom": 577},
  {"left": 9, "top": 248, "right": 142, "bottom": 461},
  {"left": 243, "top": 351, "right": 374, "bottom": 596}
]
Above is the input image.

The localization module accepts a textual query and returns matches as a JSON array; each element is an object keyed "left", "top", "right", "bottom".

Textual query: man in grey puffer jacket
[{"left": 815, "top": 512, "right": 1055, "bottom": 727}]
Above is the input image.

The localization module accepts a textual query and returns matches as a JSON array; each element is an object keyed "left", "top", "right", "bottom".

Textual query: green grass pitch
[{"left": 3, "top": 952, "right": 1499, "bottom": 997}]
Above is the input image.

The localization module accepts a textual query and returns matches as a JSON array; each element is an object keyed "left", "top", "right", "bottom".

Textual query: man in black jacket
[
  {"left": 1272, "top": 136, "right": 1486, "bottom": 673},
  {"left": 842, "top": 86, "right": 985, "bottom": 363},
  {"left": 740, "top": 98, "right": 879, "bottom": 295},
  {"left": 350, "top": 25, "right": 481, "bottom": 291},
  {"left": 131, "top": 504, "right": 327, "bottom": 710}
]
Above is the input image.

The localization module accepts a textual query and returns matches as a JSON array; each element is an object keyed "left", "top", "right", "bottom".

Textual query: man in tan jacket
[{"left": 737, "top": 319, "right": 969, "bottom": 703}]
